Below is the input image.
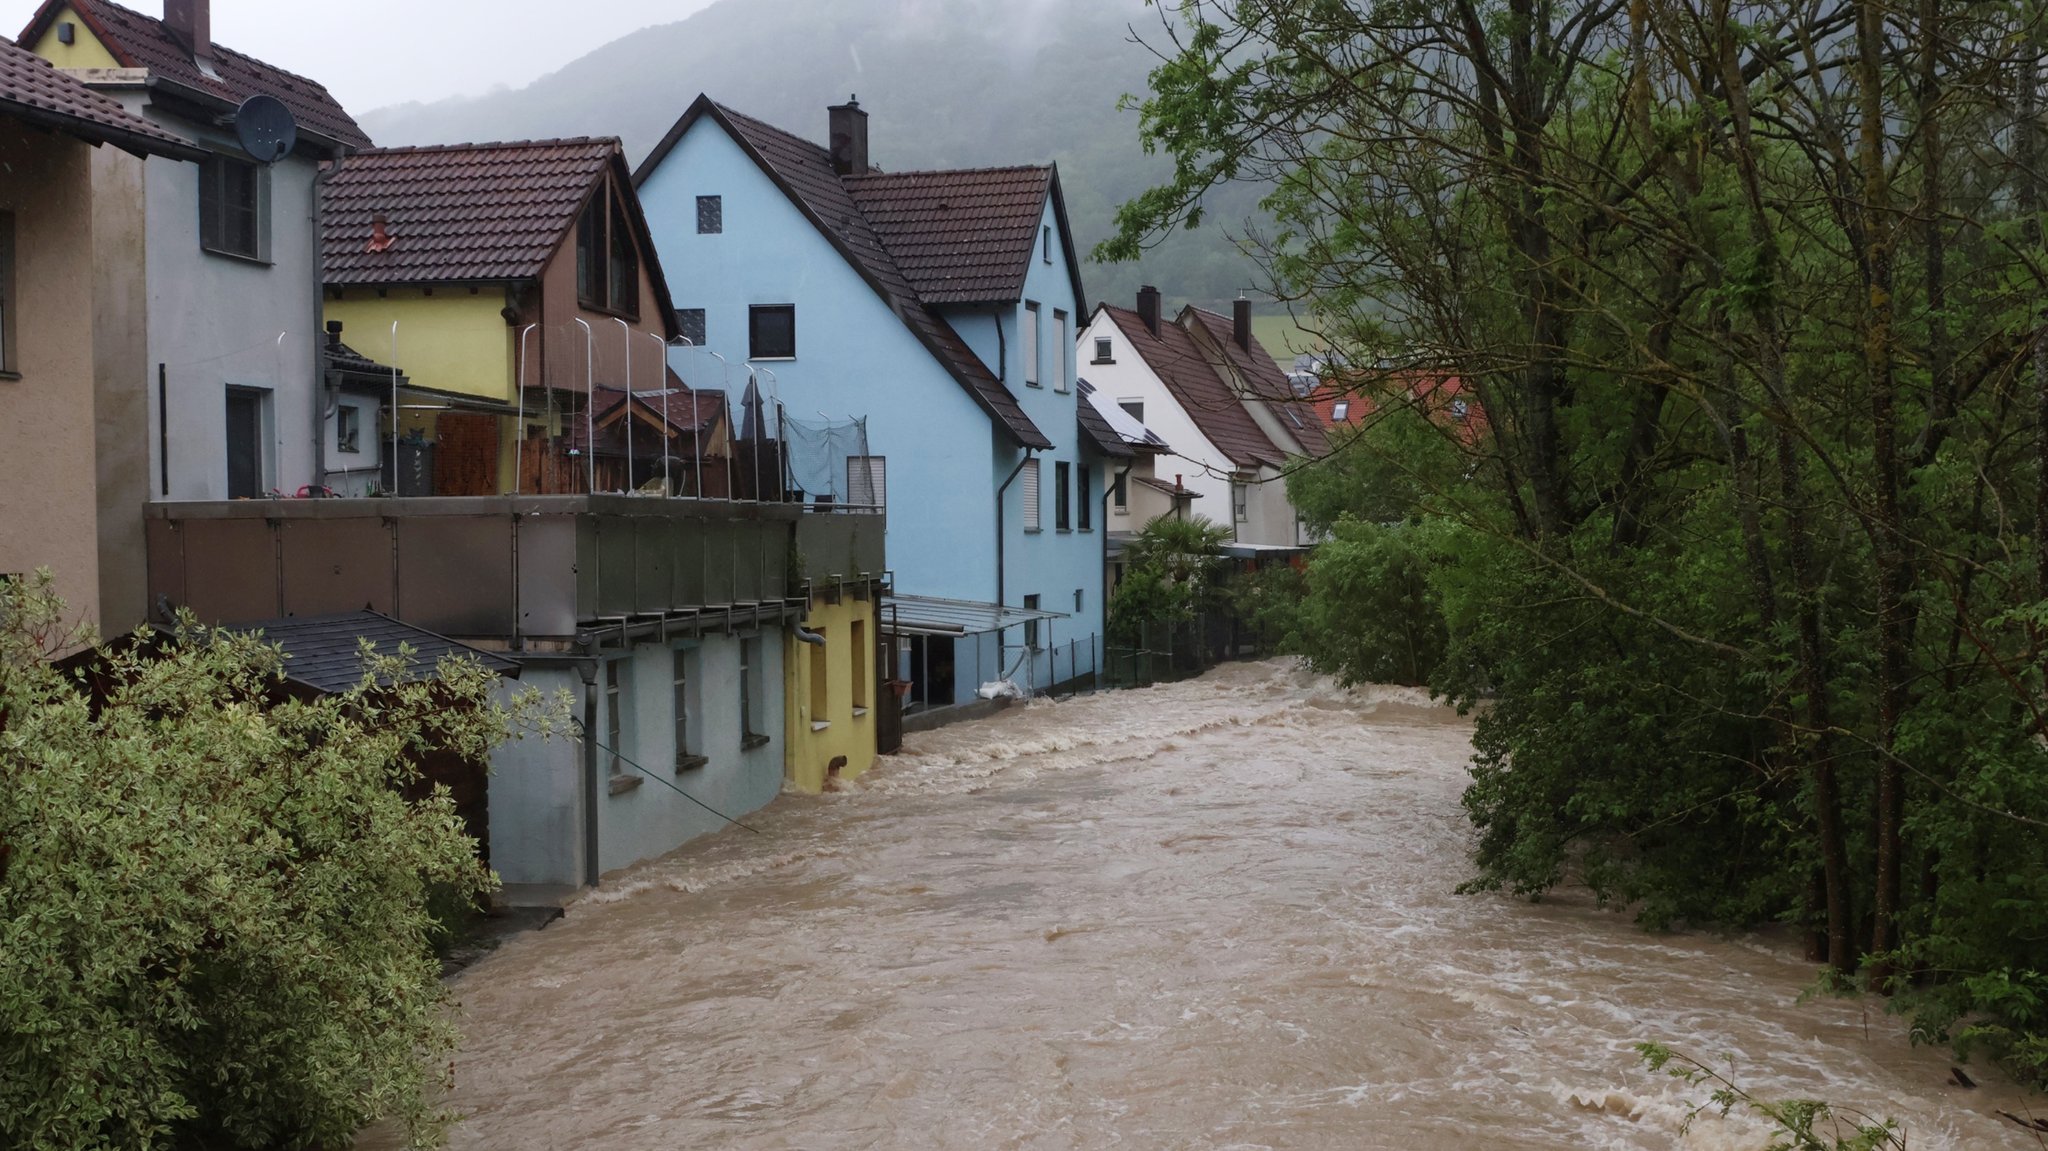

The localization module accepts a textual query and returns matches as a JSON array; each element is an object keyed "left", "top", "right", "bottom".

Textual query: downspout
[
  {"left": 994, "top": 304, "right": 1007, "bottom": 382},
  {"left": 577, "top": 655, "right": 601, "bottom": 887},
  {"left": 995, "top": 449, "right": 1034, "bottom": 638},
  {"left": 311, "top": 151, "right": 338, "bottom": 495}
]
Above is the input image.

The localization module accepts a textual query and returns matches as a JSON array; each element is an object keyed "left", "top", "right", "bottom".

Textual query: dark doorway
[
  {"left": 907, "top": 635, "right": 956, "bottom": 708},
  {"left": 225, "top": 388, "right": 264, "bottom": 499}
]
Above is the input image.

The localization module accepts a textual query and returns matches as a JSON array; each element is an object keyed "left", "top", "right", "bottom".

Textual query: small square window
[
  {"left": 697, "top": 195, "right": 723, "bottom": 234},
  {"left": 1092, "top": 337, "right": 1113, "bottom": 364},
  {"left": 676, "top": 308, "right": 707, "bottom": 346},
  {"left": 1451, "top": 398, "right": 1470, "bottom": 420},
  {"left": 750, "top": 305, "right": 796, "bottom": 359},
  {"left": 1332, "top": 401, "right": 1349, "bottom": 422}
]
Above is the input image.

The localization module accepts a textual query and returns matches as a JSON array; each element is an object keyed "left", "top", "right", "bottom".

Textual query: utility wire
[{"left": 584, "top": 734, "right": 765, "bottom": 835}]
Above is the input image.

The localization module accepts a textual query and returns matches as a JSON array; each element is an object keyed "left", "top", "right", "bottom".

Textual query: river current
[{"left": 371, "top": 661, "right": 2045, "bottom": 1149}]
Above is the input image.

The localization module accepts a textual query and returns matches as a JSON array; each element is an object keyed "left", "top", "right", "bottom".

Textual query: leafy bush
[{"left": 0, "top": 573, "right": 554, "bottom": 1150}]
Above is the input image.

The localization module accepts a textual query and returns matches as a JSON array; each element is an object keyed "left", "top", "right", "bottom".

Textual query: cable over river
[{"left": 365, "top": 662, "right": 2045, "bottom": 1150}]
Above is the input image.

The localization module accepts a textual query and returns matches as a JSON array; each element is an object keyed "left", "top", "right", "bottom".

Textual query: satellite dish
[{"left": 234, "top": 95, "right": 297, "bottom": 165}]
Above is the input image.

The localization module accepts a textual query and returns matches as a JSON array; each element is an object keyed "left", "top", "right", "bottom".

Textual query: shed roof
[
  {"left": 20, "top": 0, "right": 369, "bottom": 150},
  {"left": 1100, "top": 305, "right": 1284, "bottom": 471},
  {"left": 322, "top": 138, "right": 621, "bottom": 286},
  {"left": 0, "top": 33, "right": 202, "bottom": 159},
  {"left": 233, "top": 610, "right": 519, "bottom": 695},
  {"left": 636, "top": 96, "right": 1053, "bottom": 450}
]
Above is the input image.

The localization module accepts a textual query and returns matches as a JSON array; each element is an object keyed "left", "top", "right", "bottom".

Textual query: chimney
[
  {"left": 164, "top": 0, "right": 211, "bottom": 60},
  {"left": 1137, "top": 285, "right": 1161, "bottom": 337},
  {"left": 829, "top": 96, "right": 869, "bottom": 177},
  {"left": 325, "top": 320, "right": 343, "bottom": 351},
  {"left": 1233, "top": 297, "right": 1252, "bottom": 352},
  {"left": 367, "top": 214, "right": 394, "bottom": 253}
]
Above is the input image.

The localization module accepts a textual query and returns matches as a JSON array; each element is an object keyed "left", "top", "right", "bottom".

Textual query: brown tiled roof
[
  {"left": 572, "top": 376, "right": 728, "bottom": 452},
  {"left": 0, "top": 34, "right": 200, "bottom": 158},
  {"left": 1101, "top": 305, "right": 1284, "bottom": 471},
  {"left": 21, "top": 0, "right": 370, "bottom": 150},
  {"left": 1184, "top": 307, "right": 1331, "bottom": 458},
  {"left": 322, "top": 138, "right": 617, "bottom": 285},
  {"left": 636, "top": 97, "right": 1052, "bottom": 450},
  {"left": 846, "top": 167, "right": 1050, "bottom": 304}
]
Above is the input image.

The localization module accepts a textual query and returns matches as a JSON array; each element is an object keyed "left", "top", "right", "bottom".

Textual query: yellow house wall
[
  {"left": 783, "top": 596, "right": 880, "bottom": 793},
  {"left": 324, "top": 288, "right": 514, "bottom": 402},
  {"left": 29, "top": 7, "right": 121, "bottom": 70}
]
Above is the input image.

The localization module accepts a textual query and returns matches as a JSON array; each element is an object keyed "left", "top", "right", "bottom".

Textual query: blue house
[{"left": 635, "top": 96, "right": 1104, "bottom": 707}]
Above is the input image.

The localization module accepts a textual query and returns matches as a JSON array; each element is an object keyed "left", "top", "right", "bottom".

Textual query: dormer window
[{"left": 577, "top": 178, "right": 640, "bottom": 319}]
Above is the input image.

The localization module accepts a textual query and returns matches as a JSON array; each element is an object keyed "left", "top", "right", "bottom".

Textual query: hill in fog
[{"left": 359, "top": 0, "right": 1270, "bottom": 310}]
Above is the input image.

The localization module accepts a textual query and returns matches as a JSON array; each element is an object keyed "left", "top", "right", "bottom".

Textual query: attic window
[
  {"left": 577, "top": 178, "right": 640, "bottom": 320},
  {"left": 1043, "top": 225, "right": 1052, "bottom": 264},
  {"left": 57, "top": 21, "right": 76, "bottom": 45},
  {"left": 697, "top": 195, "right": 722, "bottom": 234},
  {"left": 1092, "top": 337, "right": 1113, "bottom": 364},
  {"left": 1332, "top": 401, "right": 1350, "bottom": 422},
  {"left": 676, "top": 308, "right": 706, "bottom": 346},
  {"left": 1451, "top": 398, "right": 1470, "bottom": 420}
]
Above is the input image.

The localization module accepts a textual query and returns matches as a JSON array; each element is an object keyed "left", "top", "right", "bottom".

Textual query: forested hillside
[{"left": 359, "top": 0, "right": 1267, "bottom": 311}]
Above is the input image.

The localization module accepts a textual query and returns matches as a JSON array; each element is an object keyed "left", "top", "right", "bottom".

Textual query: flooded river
[{"left": 381, "top": 661, "right": 2045, "bottom": 1149}]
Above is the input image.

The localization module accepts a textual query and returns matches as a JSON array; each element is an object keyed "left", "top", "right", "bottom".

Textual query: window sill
[
  {"left": 1113, "top": 508, "right": 1130, "bottom": 516},
  {"left": 1025, "top": 382, "right": 1043, "bottom": 389},
  {"left": 577, "top": 298, "right": 641, "bottom": 323},
  {"left": 852, "top": 707, "right": 869, "bottom": 718},
  {"left": 1024, "top": 528, "right": 1043, "bottom": 535},
  {"left": 742, "top": 733, "right": 772, "bottom": 751},
  {"left": 0, "top": 371, "right": 18, "bottom": 382},
  {"left": 810, "top": 720, "right": 832, "bottom": 733},
  {"left": 608, "top": 773, "right": 643, "bottom": 797},
  {"left": 200, "top": 244, "right": 272, "bottom": 267},
  {"left": 749, "top": 356, "right": 797, "bottom": 363},
  {"left": 1056, "top": 528, "right": 1072, "bottom": 535},
  {"left": 1090, "top": 358, "right": 1115, "bottom": 365},
  {"left": 675, "top": 754, "right": 710, "bottom": 774}
]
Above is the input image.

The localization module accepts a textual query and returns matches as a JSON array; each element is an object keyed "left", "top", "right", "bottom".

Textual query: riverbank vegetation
[
  {"left": 1107, "top": 0, "right": 2048, "bottom": 1083},
  {"left": 0, "top": 575, "right": 555, "bottom": 1149}
]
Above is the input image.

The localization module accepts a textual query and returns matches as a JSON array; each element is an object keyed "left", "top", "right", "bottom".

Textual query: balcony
[{"left": 146, "top": 495, "right": 883, "bottom": 645}]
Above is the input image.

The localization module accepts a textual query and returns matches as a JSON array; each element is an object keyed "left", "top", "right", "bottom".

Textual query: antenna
[{"left": 234, "top": 95, "right": 298, "bottom": 165}]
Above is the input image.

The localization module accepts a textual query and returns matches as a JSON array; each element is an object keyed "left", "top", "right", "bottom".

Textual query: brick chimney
[
  {"left": 1137, "top": 285, "right": 1161, "bottom": 336},
  {"left": 164, "top": 0, "right": 211, "bottom": 59},
  {"left": 829, "top": 96, "right": 869, "bottom": 177},
  {"left": 1233, "top": 298, "right": 1252, "bottom": 352}
]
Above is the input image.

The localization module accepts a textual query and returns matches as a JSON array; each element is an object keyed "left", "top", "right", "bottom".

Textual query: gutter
[{"left": 994, "top": 451, "right": 1035, "bottom": 632}]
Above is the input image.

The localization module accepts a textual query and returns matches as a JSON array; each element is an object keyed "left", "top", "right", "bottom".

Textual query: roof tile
[
  {"left": 0, "top": 32, "right": 195, "bottom": 157},
  {"left": 1102, "top": 305, "right": 1284, "bottom": 470},
  {"left": 845, "top": 167, "right": 1050, "bottom": 305},
  {"left": 1184, "top": 307, "right": 1331, "bottom": 458}
]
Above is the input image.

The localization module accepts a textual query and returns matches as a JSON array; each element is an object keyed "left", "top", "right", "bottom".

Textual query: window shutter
[
  {"left": 1022, "top": 459, "right": 1041, "bottom": 531},
  {"left": 848, "top": 456, "right": 886, "bottom": 508}
]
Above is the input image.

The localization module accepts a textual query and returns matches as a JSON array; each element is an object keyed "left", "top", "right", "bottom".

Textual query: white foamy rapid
[{"left": 360, "top": 661, "right": 2046, "bottom": 1150}]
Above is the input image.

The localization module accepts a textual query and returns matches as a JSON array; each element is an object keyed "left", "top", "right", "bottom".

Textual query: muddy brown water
[{"left": 362, "top": 661, "right": 2046, "bottom": 1150}]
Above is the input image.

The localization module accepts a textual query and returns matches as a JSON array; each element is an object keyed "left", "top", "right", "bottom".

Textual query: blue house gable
[{"left": 635, "top": 95, "right": 1106, "bottom": 706}]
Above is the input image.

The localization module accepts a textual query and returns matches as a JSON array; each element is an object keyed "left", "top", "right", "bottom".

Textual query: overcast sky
[{"left": 4, "top": 0, "right": 718, "bottom": 114}]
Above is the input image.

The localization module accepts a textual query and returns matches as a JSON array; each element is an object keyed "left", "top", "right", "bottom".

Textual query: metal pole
[
  {"left": 515, "top": 323, "right": 538, "bottom": 495},
  {"left": 707, "top": 351, "right": 732, "bottom": 502},
  {"left": 573, "top": 318, "right": 595, "bottom": 493},
  {"left": 746, "top": 367, "right": 763, "bottom": 504},
  {"left": 655, "top": 332, "right": 678, "bottom": 496},
  {"left": 615, "top": 317, "right": 634, "bottom": 493},
  {"left": 388, "top": 321, "right": 400, "bottom": 497}
]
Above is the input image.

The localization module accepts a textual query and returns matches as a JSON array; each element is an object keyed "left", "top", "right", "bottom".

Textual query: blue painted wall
[{"left": 638, "top": 115, "right": 1104, "bottom": 702}]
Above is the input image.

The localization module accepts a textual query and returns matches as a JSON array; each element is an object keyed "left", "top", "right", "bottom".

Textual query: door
[{"left": 225, "top": 388, "right": 263, "bottom": 499}]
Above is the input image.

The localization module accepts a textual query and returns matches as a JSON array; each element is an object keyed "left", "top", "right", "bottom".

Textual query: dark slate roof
[
  {"left": 20, "top": 0, "right": 369, "bottom": 150},
  {"left": 635, "top": 96, "right": 1053, "bottom": 450},
  {"left": 845, "top": 166, "right": 1051, "bottom": 304},
  {"left": 1076, "top": 377, "right": 1165, "bottom": 460},
  {"left": 323, "top": 340, "right": 398, "bottom": 376},
  {"left": 0, "top": 33, "right": 202, "bottom": 159},
  {"left": 235, "top": 611, "right": 519, "bottom": 695},
  {"left": 1185, "top": 307, "right": 1331, "bottom": 458},
  {"left": 1100, "top": 305, "right": 1284, "bottom": 470},
  {"left": 322, "top": 138, "right": 618, "bottom": 285}
]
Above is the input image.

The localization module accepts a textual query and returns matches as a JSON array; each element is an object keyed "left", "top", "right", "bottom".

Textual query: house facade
[
  {"left": 22, "top": 0, "right": 369, "bottom": 629},
  {"left": 634, "top": 96, "right": 1104, "bottom": 706},
  {"left": 0, "top": 35, "right": 200, "bottom": 634},
  {"left": 1079, "top": 289, "right": 1327, "bottom": 561},
  {"left": 321, "top": 139, "right": 702, "bottom": 498}
]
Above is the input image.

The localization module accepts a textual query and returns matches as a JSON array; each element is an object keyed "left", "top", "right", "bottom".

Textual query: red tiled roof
[
  {"left": 0, "top": 34, "right": 199, "bottom": 159},
  {"left": 637, "top": 97, "right": 1052, "bottom": 451},
  {"left": 1101, "top": 304, "right": 1284, "bottom": 471},
  {"left": 1184, "top": 307, "right": 1331, "bottom": 458},
  {"left": 846, "top": 166, "right": 1050, "bottom": 304},
  {"left": 571, "top": 378, "right": 728, "bottom": 453},
  {"left": 322, "top": 138, "right": 618, "bottom": 285},
  {"left": 21, "top": 0, "right": 370, "bottom": 150}
]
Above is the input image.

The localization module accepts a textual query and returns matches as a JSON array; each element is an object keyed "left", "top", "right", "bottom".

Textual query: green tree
[
  {"left": 0, "top": 573, "right": 561, "bottom": 1149},
  {"left": 1108, "top": 516, "right": 1235, "bottom": 654}
]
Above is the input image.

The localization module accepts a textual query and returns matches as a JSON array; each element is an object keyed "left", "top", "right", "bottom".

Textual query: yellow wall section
[
  {"left": 30, "top": 8, "right": 122, "bottom": 70},
  {"left": 784, "top": 596, "right": 880, "bottom": 793},
  {"left": 324, "top": 289, "right": 514, "bottom": 401}
]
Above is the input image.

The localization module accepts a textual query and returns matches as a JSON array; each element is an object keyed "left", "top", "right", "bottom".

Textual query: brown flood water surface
[{"left": 367, "top": 662, "right": 2045, "bottom": 1150}]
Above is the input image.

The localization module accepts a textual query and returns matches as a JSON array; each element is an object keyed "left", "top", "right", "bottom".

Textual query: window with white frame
[
  {"left": 1052, "top": 310, "right": 1068, "bottom": 392},
  {"left": 1232, "top": 479, "right": 1250, "bottom": 523},
  {"left": 1024, "top": 302, "right": 1041, "bottom": 386},
  {"left": 847, "top": 455, "right": 886, "bottom": 510},
  {"left": 1092, "top": 336, "right": 1113, "bottom": 364},
  {"left": 1113, "top": 470, "right": 1128, "bottom": 514},
  {"left": 336, "top": 405, "right": 361, "bottom": 454},
  {"left": 1021, "top": 458, "right": 1041, "bottom": 531},
  {"left": 1332, "top": 400, "right": 1350, "bottom": 422}
]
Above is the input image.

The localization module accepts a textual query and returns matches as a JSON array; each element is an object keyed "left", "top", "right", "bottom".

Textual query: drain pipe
[
  {"left": 995, "top": 449, "right": 1035, "bottom": 630},
  {"left": 577, "top": 655, "right": 601, "bottom": 887}
]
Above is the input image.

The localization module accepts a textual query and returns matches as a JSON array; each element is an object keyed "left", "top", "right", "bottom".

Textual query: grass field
[{"left": 1249, "top": 312, "right": 1327, "bottom": 361}]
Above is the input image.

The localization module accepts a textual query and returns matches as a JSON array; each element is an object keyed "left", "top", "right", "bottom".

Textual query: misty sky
[{"left": 3, "top": 0, "right": 717, "bottom": 114}]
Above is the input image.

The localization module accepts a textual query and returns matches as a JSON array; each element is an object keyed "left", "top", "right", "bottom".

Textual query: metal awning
[{"left": 883, "top": 593, "right": 1071, "bottom": 637}]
